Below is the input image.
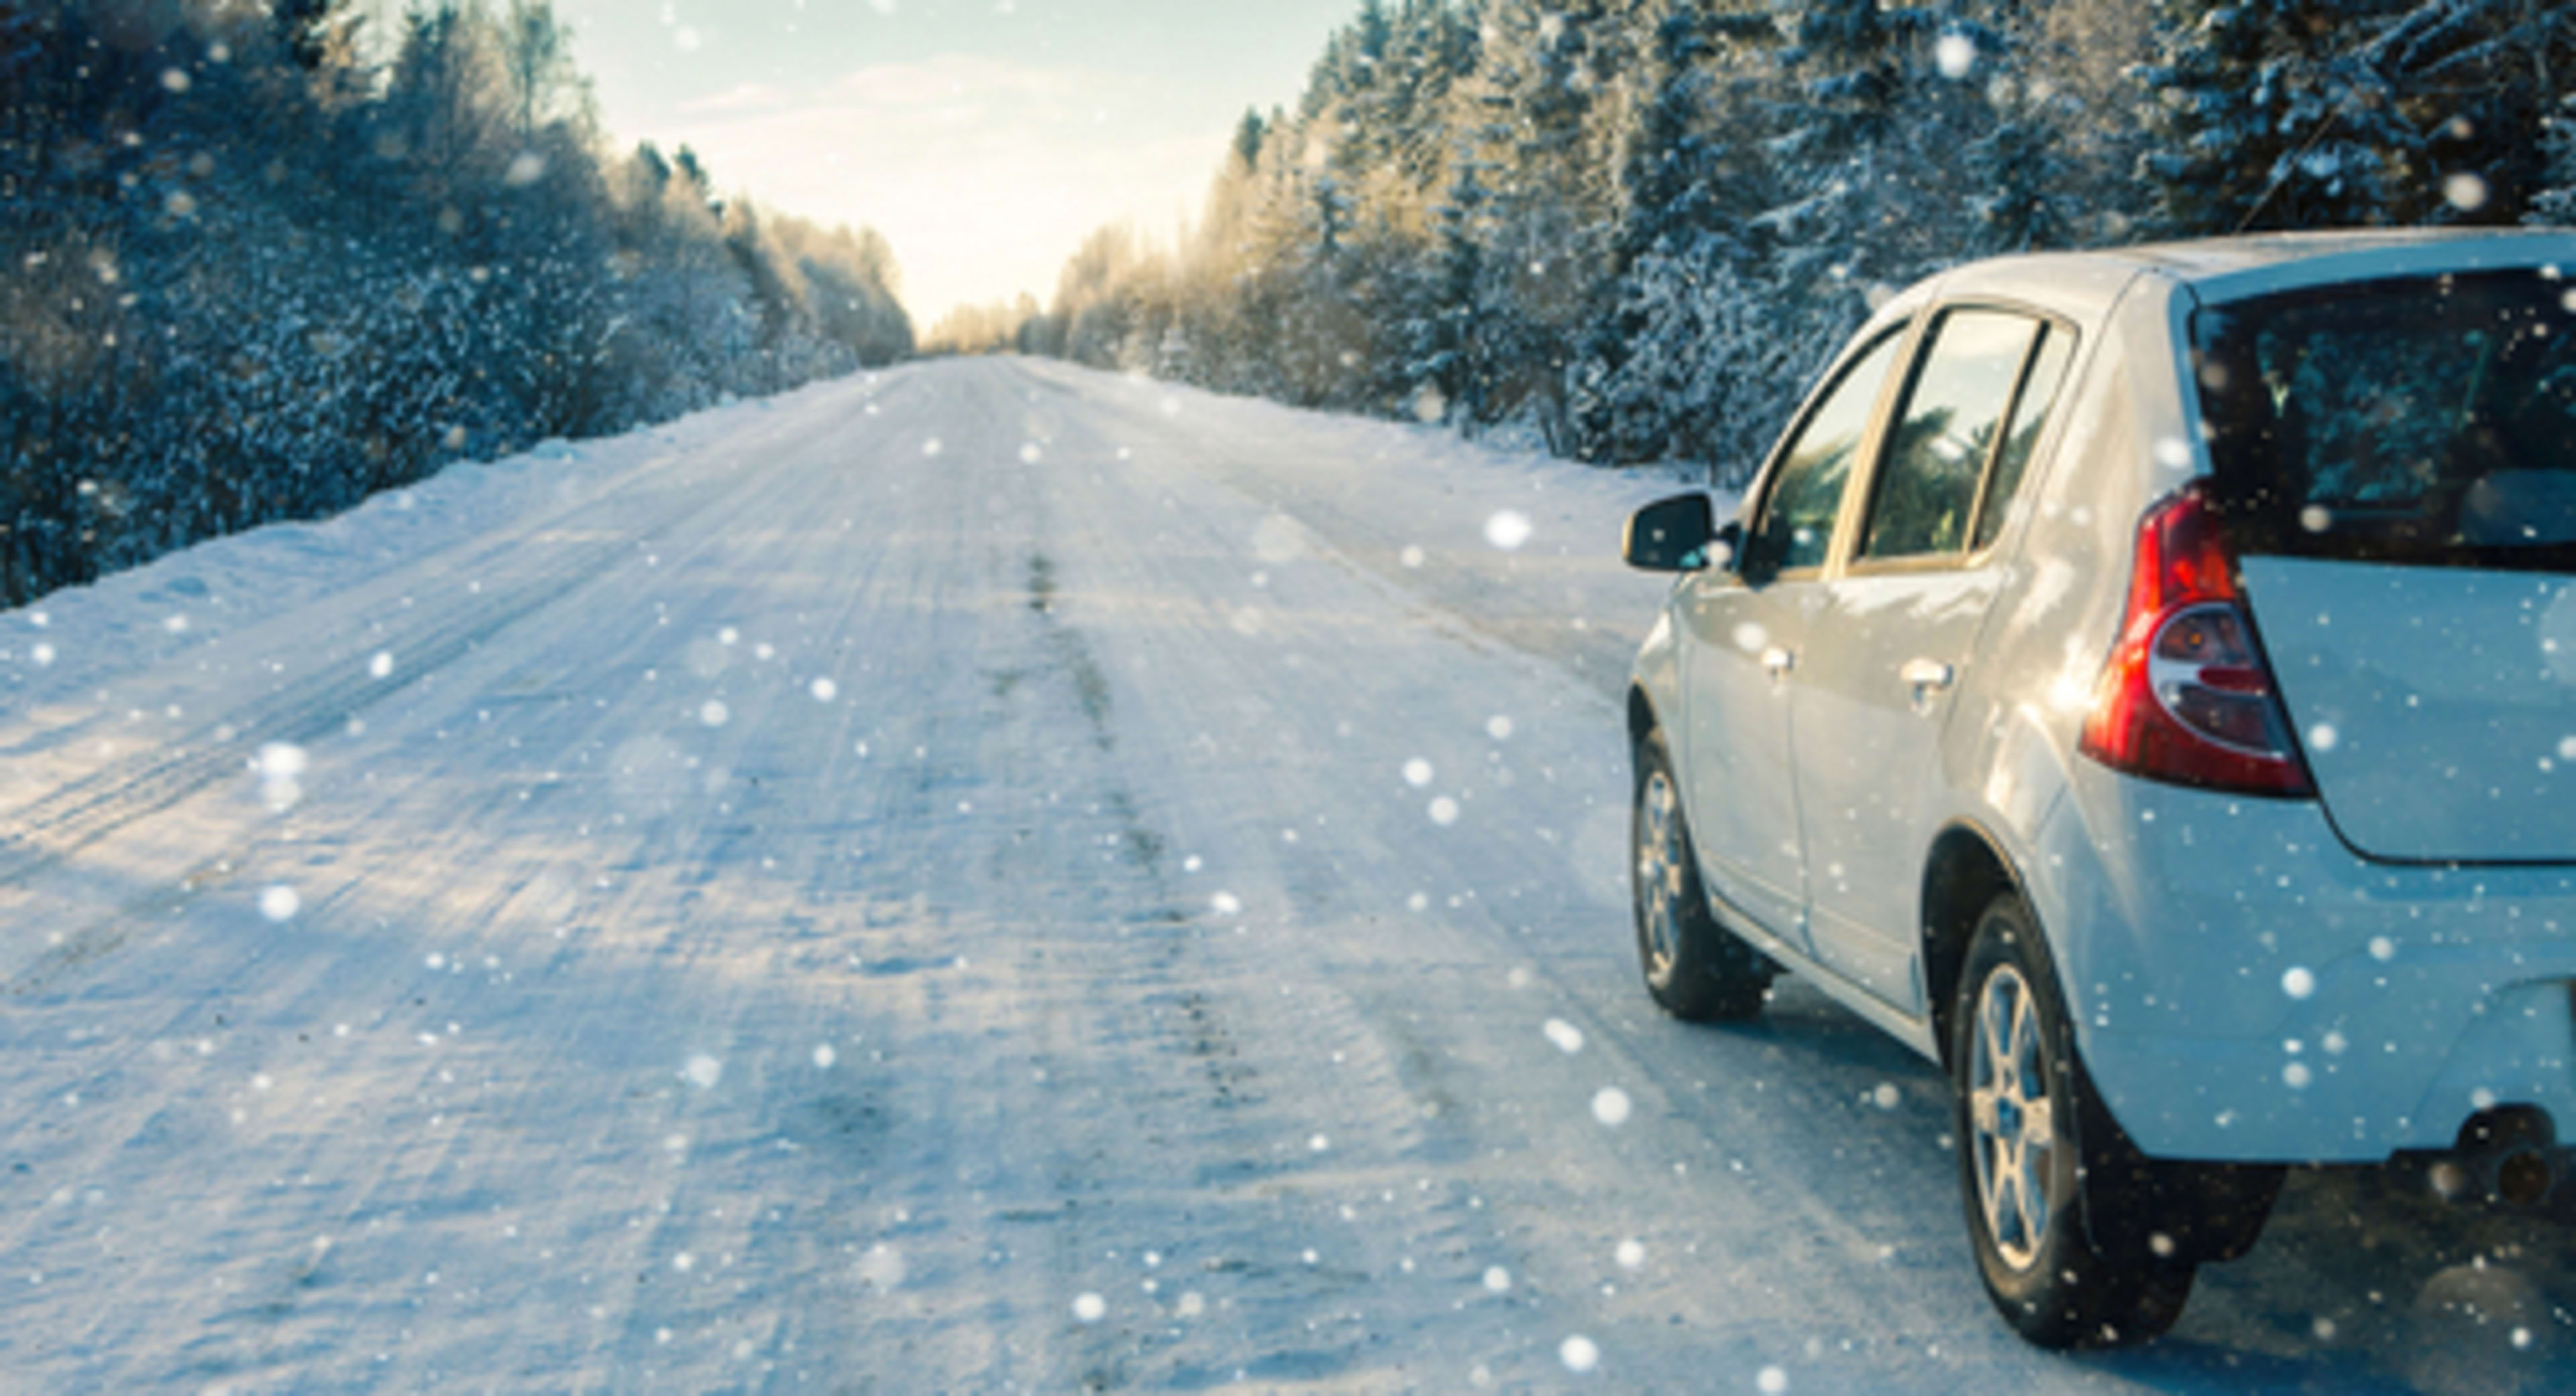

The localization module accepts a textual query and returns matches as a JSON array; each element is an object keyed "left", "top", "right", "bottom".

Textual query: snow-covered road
[{"left": 3, "top": 358, "right": 2566, "bottom": 1392}]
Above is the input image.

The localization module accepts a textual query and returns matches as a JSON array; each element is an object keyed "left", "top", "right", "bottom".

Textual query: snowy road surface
[{"left": 4, "top": 358, "right": 2571, "bottom": 1392}]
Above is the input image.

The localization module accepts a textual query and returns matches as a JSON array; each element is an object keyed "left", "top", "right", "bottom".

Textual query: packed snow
[{"left": 3, "top": 359, "right": 2571, "bottom": 1391}]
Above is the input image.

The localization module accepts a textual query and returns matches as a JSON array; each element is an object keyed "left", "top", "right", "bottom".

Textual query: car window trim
[
  {"left": 1961, "top": 317, "right": 2076, "bottom": 559},
  {"left": 1841, "top": 301, "right": 2082, "bottom": 579},
  {"left": 1739, "top": 320, "right": 1919, "bottom": 585}
]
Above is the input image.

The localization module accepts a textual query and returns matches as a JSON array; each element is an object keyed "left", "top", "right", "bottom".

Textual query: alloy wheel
[
  {"left": 1635, "top": 768, "right": 1684, "bottom": 976},
  {"left": 1968, "top": 961, "right": 2057, "bottom": 1273}
]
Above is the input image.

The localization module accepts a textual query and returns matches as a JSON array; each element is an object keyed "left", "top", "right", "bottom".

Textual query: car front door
[
  {"left": 1792, "top": 307, "right": 2076, "bottom": 1012},
  {"left": 1679, "top": 330, "right": 1907, "bottom": 954}
]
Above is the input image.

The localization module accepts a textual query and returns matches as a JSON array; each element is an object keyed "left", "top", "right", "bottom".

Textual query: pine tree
[
  {"left": 2127, "top": 0, "right": 2557, "bottom": 234},
  {"left": 273, "top": 0, "right": 343, "bottom": 72},
  {"left": 0, "top": 0, "right": 908, "bottom": 605},
  {"left": 2365, "top": 0, "right": 2576, "bottom": 225}
]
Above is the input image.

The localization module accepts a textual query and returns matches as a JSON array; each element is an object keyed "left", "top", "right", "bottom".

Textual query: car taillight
[{"left": 2080, "top": 484, "right": 2314, "bottom": 798}]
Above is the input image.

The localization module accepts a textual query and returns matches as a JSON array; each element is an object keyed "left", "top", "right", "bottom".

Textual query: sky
[{"left": 539, "top": 0, "right": 1369, "bottom": 328}]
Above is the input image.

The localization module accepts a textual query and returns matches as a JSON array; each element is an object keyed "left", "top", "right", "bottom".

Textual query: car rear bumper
[{"left": 2037, "top": 764, "right": 2576, "bottom": 1163}]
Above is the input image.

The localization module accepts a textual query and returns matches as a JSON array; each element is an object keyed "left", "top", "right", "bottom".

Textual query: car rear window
[{"left": 2192, "top": 269, "right": 2576, "bottom": 572}]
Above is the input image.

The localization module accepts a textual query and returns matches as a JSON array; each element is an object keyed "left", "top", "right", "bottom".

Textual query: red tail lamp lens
[{"left": 2080, "top": 486, "right": 2314, "bottom": 798}]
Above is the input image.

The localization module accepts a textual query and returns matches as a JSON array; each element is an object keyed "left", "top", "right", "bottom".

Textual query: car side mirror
[{"left": 1623, "top": 494, "right": 1738, "bottom": 574}]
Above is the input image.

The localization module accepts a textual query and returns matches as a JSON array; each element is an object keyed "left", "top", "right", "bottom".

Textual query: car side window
[
  {"left": 1972, "top": 326, "right": 2075, "bottom": 553},
  {"left": 1743, "top": 331, "right": 1906, "bottom": 577},
  {"left": 1861, "top": 309, "right": 2046, "bottom": 561}
]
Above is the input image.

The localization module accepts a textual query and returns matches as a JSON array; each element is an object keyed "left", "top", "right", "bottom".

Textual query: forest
[
  {"left": 14, "top": 1, "right": 2576, "bottom": 609},
  {"left": 934, "top": 0, "right": 2576, "bottom": 483},
  {"left": 1, "top": 0, "right": 914, "bottom": 606}
]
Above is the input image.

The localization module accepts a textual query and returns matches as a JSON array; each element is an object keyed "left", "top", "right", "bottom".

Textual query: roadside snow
[{"left": 0, "top": 360, "right": 2553, "bottom": 1392}]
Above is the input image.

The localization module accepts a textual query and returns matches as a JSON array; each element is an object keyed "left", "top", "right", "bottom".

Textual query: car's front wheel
[{"left": 1631, "top": 729, "right": 1770, "bottom": 1022}]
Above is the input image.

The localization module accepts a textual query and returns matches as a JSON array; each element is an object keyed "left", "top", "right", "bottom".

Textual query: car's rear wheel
[
  {"left": 1631, "top": 729, "right": 1770, "bottom": 1022},
  {"left": 1954, "top": 891, "right": 2206, "bottom": 1348}
]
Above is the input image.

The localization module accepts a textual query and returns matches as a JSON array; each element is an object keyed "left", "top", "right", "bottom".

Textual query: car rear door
[
  {"left": 1792, "top": 309, "right": 2078, "bottom": 1012},
  {"left": 1678, "top": 330, "right": 1907, "bottom": 952}
]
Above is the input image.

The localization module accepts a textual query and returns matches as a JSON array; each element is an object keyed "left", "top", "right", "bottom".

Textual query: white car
[{"left": 1620, "top": 229, "right": 2576, "bottom": 1348}]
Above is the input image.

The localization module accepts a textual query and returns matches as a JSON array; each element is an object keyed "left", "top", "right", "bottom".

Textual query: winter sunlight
[{"left": 8, "top": 1, "right": 2576, "bottom": 1391}]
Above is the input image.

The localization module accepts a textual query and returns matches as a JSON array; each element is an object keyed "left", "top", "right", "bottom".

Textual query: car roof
[
  {"left": 1843, "top": 229, "right": 2576, "bottom": 385},
  {"left": 2112, "top": 227, "right": 2573, "bottom": 276},
  {"left": 1936, "top": 229, "right": 2576, "bottom": 313}
]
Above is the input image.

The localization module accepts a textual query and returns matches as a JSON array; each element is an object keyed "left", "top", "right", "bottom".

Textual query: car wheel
[
  {"left": 1952, "top": 891, "right": 2200, "bottom": 1348},
  {"left": 1631, "top": 729, "right": 1770, "bottom": 1022}
]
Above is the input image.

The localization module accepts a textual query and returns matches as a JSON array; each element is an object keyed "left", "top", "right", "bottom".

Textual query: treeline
[
  {"left": 0, "top": 0, "right": 914, "bottom": 606},
  {"left": 971, "top": 0, "right": 2573, "bottom": 479}
]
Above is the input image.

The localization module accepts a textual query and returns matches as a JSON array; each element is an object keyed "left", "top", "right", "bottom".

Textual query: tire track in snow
[{"left": 0, "top": 382, "right": 896, "bottom": 1004}]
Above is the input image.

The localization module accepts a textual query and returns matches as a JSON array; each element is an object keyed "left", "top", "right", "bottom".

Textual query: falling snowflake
[
  {"left": 1591, "top": 1087, "right": 1633, "bottom": 1126},
  {"left": 258, "top": 743, "right": 308, "bottom": 812},
  {"left": 857, "top": 1243, "right": 906, "bottom": 1291}
]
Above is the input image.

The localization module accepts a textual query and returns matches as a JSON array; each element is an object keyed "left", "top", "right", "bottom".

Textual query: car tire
[
  {"left": 1951, "top": 890, "right": 2206, "bottom": 1348},
  {"left": 1631, "top": 729, "right": 1770, "bottom": 1022}
]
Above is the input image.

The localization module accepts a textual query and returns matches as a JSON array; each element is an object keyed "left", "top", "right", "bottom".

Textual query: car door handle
[
  {"left": 1761, "top": 646, "right": 1795, "bottom": 680},
  {"left": 1900, "top": 659, "right": 1955, "bottom": 702}
]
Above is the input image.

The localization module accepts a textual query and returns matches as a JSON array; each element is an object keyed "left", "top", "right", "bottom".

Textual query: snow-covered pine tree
[
  {"left": 2362, "top": 0, "right": 2576, "bottom": 225},
  {"left": 2134, "top": 0, "right": 2428, "bottom": 234},
  {"left": 1569, "top": 0, "right": 1771, "bottom": 465},
  {"left": 1, "top": 0, "right": 908, "bottom": 605}
]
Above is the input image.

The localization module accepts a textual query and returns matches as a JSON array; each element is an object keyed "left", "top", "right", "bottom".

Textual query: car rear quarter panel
[{"left": 1935, "top": 274, "right": 2198, "bottom": 991}]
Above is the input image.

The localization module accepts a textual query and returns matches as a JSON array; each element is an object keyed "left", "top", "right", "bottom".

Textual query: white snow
[{"left": 0, "top": 358, "right": 2546, "bottom": 1389}]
